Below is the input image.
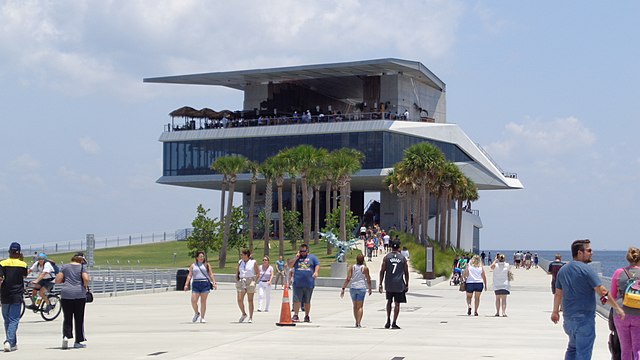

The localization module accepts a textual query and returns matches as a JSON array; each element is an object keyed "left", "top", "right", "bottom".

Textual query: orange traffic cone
[{"left": 276, "top": 285, "right": 296, "bottom": 326}]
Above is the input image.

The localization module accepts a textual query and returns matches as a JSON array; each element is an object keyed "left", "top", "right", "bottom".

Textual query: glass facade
[{"left": 162, "top": 131, "right": 473, "bottom": 176}]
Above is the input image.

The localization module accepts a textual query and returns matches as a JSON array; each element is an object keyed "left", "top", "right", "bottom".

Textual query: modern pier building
[{"left": 144, "top": 58, "right": 522, "bottom": 251}]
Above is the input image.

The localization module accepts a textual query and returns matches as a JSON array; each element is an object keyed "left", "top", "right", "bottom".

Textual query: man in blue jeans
[
  {"left": 0, "top": 242, "right": 28, "bottom": 352},
  {"left": 551, "top": 239, "right": 625, "bottom": 359}
]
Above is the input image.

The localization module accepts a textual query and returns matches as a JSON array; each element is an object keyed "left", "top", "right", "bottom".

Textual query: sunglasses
[
  {"left": 581, "top": 248, "right": 593, "bottom": 253},
  {"left": 263, "top": 259, "right": 268, "bottom": 261}
]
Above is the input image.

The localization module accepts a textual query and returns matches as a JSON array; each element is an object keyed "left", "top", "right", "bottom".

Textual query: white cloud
[
  {"left": 79, "top": 137, "right": 100, "bottom": 154},
  {"left": 10, "top": 154, "right": 40, "bottom": 171},
  {"left": 485, "top": 116, "right": 596, "bottom": 159},
  {"left": 58, "top": 166, "right": 103, "bottom": 186}
]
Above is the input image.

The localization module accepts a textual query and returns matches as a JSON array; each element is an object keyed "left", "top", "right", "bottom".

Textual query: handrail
[{"left": 164, "top": 111, "right": 436, "bottom": 132}]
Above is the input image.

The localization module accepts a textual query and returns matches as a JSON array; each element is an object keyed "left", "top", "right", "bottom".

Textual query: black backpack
[{"left": 46, "top": 260, "right": 60, "bottom": 276}]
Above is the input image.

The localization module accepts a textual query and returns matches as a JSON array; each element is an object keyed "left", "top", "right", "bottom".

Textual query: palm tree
[
  {"left": 328, "top": 148, "right": 364, "bottom": 241},
  {"left": 288, "top": 145, "right": 327, "bottom": 244},
  {"left": 246, "top": 161, "right": 260, "bottom": 252},
  {"left": 402, "top": 143, "right": 445, "bottom": 245},
  {"left": 269, "top": 154, "right": 288, "bottom": 257},
  {"left": 307, "top": 165, "right": 327, "bottom": 245},
  {"left": 211, "top": 155, "right": 249, "bottom": 268},
  {"left": 260, "top": 157, "right": 278, "bottom": 257},
  {"left": 438, "top": 162, "right": 460, "bottom": 249},
  {"left": 279, "top": 148, "right": 299, "bottom": 213}
]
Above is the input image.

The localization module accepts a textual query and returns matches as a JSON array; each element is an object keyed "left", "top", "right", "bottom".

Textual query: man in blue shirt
[
  {"left": 551, "top": 239, "right": 625, "bottom": 360},
  {"left": 288, "top": 244, "right": 319, "bottom": 323}
]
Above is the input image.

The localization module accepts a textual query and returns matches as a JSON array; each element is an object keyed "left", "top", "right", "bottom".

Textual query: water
[{"left": 485, "top": 250, "right": 628, "bottom": 277}]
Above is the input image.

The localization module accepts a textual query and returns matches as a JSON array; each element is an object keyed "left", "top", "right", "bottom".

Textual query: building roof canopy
[{"left": 143, "top": 58, "right": 445, "bottom": 92}]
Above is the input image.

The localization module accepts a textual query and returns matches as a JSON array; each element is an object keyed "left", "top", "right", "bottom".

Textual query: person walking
[
  {"left": 273, "top": 255, "right": 286, "bottom": 289},
  {"left": 366, "top": 238, "right": 375, "bottom": 261},
  {"left": 55, "top": 252, "right": 90, "bottom": 349},
  {"left": 257, "top": 255, "right": 274, "bottom": 312},
  {"left": 464, "top": 255, "right": 487, "bottom": 316},
  {"left": 0, "top": 242, "right": 27, "bottom": 352},
  {"left": 236, "top": 249, "right": 259, "bottom": 323},
  {"left": 610, "top": 246, "right": 640, "bottom": 359},
  {"left": 340, "top": 254, "right": 372, "bottom": 328},
  {"left": 183, "top": 251, "right": 217, "bottom": 323},
  {"left": 288, "top": 244, "right": 320, "bottom": 323},
  {"left": 379, "top": 241, "right": 408, "bottom": 329},
  {"left": 551, "top": 239, "right": 624, "bottom": 360},
  {"left": 490, "top": 253, "right": 511, "bottom": 317},
  {"left": 547, "top": 254, "right": 565, "bottom": 295}
]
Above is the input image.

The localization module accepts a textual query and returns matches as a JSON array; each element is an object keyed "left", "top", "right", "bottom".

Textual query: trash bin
[{"left": 176, "top": 269, "right": 189, "bottom": 291}]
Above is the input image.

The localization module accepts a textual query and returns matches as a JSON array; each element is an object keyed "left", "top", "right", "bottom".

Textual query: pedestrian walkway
[{"left": 13, "top": 258, "right": 613, "bottom": 359}]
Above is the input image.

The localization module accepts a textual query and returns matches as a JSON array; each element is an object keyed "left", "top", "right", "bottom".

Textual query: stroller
[{"left": 450, "top": 267, "right": 462, "bottom": 286}]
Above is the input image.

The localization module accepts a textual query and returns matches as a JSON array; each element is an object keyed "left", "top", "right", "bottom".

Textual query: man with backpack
[{"left": 27, "top": 253, "right": 56, "bottom": 312}]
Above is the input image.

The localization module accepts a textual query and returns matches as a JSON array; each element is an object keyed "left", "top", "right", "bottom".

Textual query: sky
[{"left": 1, "top": 1, "right": 639, "bottom": 251}]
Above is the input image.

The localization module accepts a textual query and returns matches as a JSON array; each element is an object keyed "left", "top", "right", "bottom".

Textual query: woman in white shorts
[{"left": 236, "top": 249, "right": 259, "bottom": 323}]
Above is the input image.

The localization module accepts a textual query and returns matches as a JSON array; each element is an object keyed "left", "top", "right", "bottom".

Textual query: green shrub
[{"left": 389, "top": 231, "right": 461, "bottom": 278}]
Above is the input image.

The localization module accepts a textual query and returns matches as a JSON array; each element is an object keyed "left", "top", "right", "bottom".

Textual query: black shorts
[
  {"left": 35, "top": 279, "right": 54, "bottom": 290},
  {"left": 385, "top": 291, "right": 407, "bottom": 303}
]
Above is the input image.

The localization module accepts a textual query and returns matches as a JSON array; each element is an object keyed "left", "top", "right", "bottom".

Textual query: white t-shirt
[
  {"left": 239, "top": 259, "right": 257, "bottom": 278},
  {"left": 30, "top": 261, "right": 55, "bottom": 280},
  {"left": 492, "top": 262, "right": 511, "bottom": 291},
  {"left": 466, "top": 265, "right": 484, "bottom": 284},
  {"left": 383, "top": 235, "right": 390, "bottom": 244}
]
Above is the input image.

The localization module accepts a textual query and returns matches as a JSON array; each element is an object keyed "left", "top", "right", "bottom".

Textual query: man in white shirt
[{"left": 27, "top": 253, "right": 55, "bottom": 312}]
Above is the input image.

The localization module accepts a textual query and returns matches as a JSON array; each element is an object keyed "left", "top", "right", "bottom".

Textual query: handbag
[
  {"left": 508, "top": 270, "right": 514, "bottom": 282},
  {"left": 459, "top": 281, "right": 466, "bottom": 292},
  {"left": 85, "top": 289, "right": 94, "bottom": 303}
]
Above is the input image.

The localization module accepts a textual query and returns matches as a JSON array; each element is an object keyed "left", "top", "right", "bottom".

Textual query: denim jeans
[
  {"left": 563, "top": 316, "right": 596, "bottom": 360},
  {"left": 1, "top": 302, "right": 22, "bottom": 347}
]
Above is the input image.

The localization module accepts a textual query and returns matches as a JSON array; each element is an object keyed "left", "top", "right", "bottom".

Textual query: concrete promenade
[{"left": 12, "top": 254, "right": 613, "bottom": 359}]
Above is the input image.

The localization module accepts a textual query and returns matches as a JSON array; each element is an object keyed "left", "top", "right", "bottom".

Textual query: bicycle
[{"left": 20, "top": 280, "right": 62, "bottom": 321}]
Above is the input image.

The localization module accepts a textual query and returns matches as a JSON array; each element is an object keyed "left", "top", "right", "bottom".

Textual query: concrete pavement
[{"left": 10, "top": 252, "right": 614, "bottom": 359}]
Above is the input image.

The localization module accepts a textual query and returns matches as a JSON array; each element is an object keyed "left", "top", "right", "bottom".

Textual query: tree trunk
[
  {"left": 220, "top": 177, "right": 236, "bottom": 268},
  {"left": 301, "top": 176, "right": 310, "bottom": 244},
  {"left": 277, "top": 179, "right": 285, "bottom": 257},
  {"left": 456, "top": 199, "right": 463, "bottom": 249},
  {"left": 446, "top": 193, "right": 452, "bottom": 248},
  {"left": 326, "top": 180, "right": 332, "bottom": 255},
  {"left": 248, "top": 180, "right": 257, "bottom": 252},
  {"left": 339, "top": 181, "right": 347, "bottom": 242},
  {"left": 314, "top": 185, "right": 320, "bottom": 245},
  {"left": 290, "top": 177, "right": 297, "bottom": 212},
  {"left": 263, "top": 180, "right": 273, "bottom": 257},
  {"left": 219, "top": 178, "right": 227, "bottom": 222}
]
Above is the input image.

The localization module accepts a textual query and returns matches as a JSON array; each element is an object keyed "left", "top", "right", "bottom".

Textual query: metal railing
[
  {"left": 165, "top": 111, "right": 436, "bottom": 132},
  {"left": 3, "top": 229, "right": 192, "bottom": 256}
]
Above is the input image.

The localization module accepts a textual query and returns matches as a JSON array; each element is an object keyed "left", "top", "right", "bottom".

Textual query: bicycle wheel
[{"left": 41, "top": 294, "right": 62, "bottom": 321}]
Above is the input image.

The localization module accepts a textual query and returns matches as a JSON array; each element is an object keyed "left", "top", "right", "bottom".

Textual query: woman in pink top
[{"left": 610, "top": 247, "right": 640, "bottom": 360}]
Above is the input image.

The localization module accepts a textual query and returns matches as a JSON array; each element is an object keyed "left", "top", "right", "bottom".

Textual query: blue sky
[{"left": 1, "top": 1, "right": 638, "bottom": 250}]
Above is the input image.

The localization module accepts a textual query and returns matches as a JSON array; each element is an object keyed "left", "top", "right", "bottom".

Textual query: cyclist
[{"left": 27, "top": 253, "right": 55, "bottom": 312}]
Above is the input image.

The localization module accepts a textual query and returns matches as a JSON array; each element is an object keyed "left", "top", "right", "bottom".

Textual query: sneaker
[
  {"left": 391, "top": 324, "right": 401, "bottom": 329},
  {"left": 26, "top": 304, "right": 37, "bottom": 310},
  {"left": 292, "top": 315, "right": 300, "bottom": 322},
  {"left": 200, "top": 318, "right": 206, "bottom": 323},
  {"left": 384, "top": 320, "right": 391, "bottom": 329},
  {"left": 62, "top": 337, "right": 69, "bottom": 349},
  {"left": 45, "top": 304, "right": 54, "bottom": 313},
  {"left": 257, "top": 309, "right": 262, "bottom": 312},
  {"left": 3, "top": 341, "right": 11, "bottom": 352},
  {"left": 248, "top": 318, "right": 253, "bottom": 323},
  {"left": 73, "top": 342, "right": 86, "bottom": 349},
  {"left": 304, "top": 315, "right": 310, "bottom": 323},
  {"left": 192, "top": 312, "right": 200, "bottom": 323},
  {"left": 239, "top": 314, "right": 247, "bottom": 323}
]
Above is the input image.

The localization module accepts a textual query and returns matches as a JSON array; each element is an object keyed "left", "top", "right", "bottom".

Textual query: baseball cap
[
  {"left": 38, "top": 253, "right": 47, "bottom": 260},
  {"left": 8, "top": 242, "right": 21, "bottom": 253},
  {"left": 391, "top": 241, "right": 401, "bottom": 250}
]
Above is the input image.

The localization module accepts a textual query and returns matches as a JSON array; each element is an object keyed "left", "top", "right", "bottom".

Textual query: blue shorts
[
  {"left": 466, "top": 282, "right": 484, "bottom": 293},
  {"left": 350, "top": 288, "right": 366, "bottom": 302},
  {"left": 293, "top": 287, "right": 314, "bottom": 304},
  {"left": 191, "top": 280, "right": 211, "bottom": 294}
]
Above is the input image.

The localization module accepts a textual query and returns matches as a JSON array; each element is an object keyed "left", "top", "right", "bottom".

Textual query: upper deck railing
[{"left": 164, "top": 111, "right": 436, "bottom": 132}]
